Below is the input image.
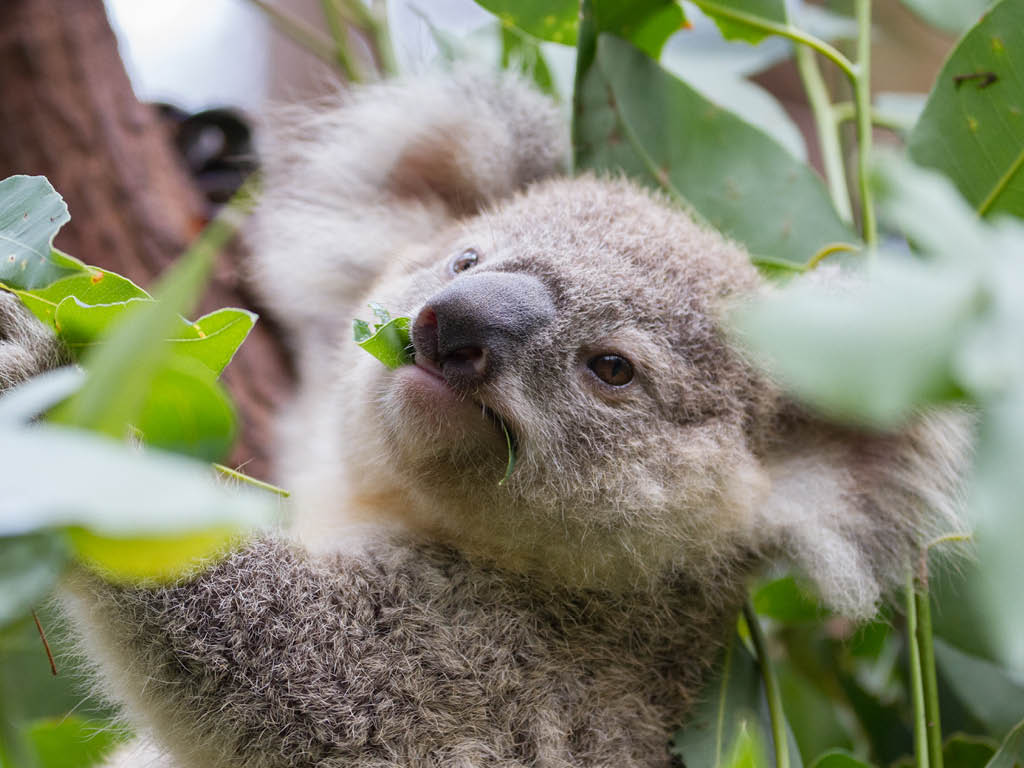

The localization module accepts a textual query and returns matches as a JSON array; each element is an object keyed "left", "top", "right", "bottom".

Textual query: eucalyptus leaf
[
  {"left": 0, "top": 533, "right": 70, "bottom": 628},
  {"left": 908, "top": 0, "right": 1024, "bottom": 220},
  {"left": 0, "top": 176, "right": 81, "bottom": 290},
  {"left": 809, "top": 750, "right": 875, "bottom": 768},
  {"left": 0, "top": 367, "right": 83, "bottom": 426},
  {"left": 354, "top": 316, "right": 413, "bottom": 369},
  {"left": 472, "top": 0, "right": 578, "bottom": 45},
  {"left": 27, "top": 715, "right": 123, "bottom": 768},
  {"left": 944, "top": 735, "right": 998, "bottom": 768},
  {"left": 170, "top": 308, "right": 257, "bottom": 377},
  {"left": 12, "top": 268, "right": 147, "bottom": 331},
  {"left": 897, "top": 0, "right": 995, "bottom": 35},
  {"left": 0, "top": 423, "right": 273, "bottom": 540},
  {"left": 984, "top": 719, "right": 1024, "bottom": 768},
  {"left": 694, "top": 0, "right": 787, "bottom": 45},
  {"left": 753, "top": 576, "right": 826, "bottom": 623},
  {"left": 576, "top": 35, "right": 853, "bottom": 265},
  {"left": 934, "top": 638, "right": 1024, "bottom": 738}
]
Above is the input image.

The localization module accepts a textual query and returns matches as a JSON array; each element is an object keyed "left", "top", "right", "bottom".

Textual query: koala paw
[{"left": 0, "top": 290, "right": 67, "bottom": 393}]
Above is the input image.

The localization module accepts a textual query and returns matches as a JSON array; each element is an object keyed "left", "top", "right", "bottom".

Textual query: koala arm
[{"left": 248, "top": 69, "right": 568, "bottom": 358}]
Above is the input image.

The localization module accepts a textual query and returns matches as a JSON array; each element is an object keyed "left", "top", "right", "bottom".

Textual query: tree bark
[{"left": 0, "top": 0, "right": 294, "bottom": 480}]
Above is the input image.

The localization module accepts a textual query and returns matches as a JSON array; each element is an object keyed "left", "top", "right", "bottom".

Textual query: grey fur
[
  {"left": 0, "top": 69, "right": 970, "bottom": 767},
  {"left": 0, "top": 290, "right": 67, "bottom": 392}
]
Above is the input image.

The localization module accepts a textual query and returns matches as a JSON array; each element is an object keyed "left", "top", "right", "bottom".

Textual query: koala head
[{"left": 326, "top": 176, "right": 779, "bottom": 591}]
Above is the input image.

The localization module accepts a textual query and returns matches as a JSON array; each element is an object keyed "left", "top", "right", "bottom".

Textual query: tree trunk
[{"left": 0, "top": 0, "right": 294, "bottom": 480}]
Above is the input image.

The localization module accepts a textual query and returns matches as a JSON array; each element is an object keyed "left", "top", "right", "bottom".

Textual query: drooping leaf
[
  {"left": 133, "top": 356, "right": 237, "bottom": 462},
  {"left": 897, "top": 0, "right": 996, "bottom": 36},
  {"left": 0, "top": 176, "right": 81, "bottom": 290},
  {"left": 730, "top": 258, "right": 978, "bottom": 427},
  {"left": 0, "top": 533, "right": 70, "bottom": 628},
  {"left": 944, "top": 734, "right": 998, "bottom": 768},
  {"left": 908, "top": 0, "right": 1024, "bottom": 220},
  {"left": 472, "top": 0, "right": 578, "bottom": 45},
  {"left": 576, "top": 35, "right": 854, "bottom": 265},
  {"left": 353, "top": 316, "right": 413, "bottom": 369},
  {"left": 934, "top": 638, "right": 1024, "bottom": 739},
  {"left": 0, "top": 367, "right": 83, "bottom": 426},
  {"left": 753, "top": 575, "right": 826, "bottom": 623},
  {"left": 170, "top": 308, "right": 257, "bottom": 377},
  {"left": 0, "top": 423, "right": 273, "bottom": 572},
  {"left": 984, "top": 719, "right": 1024, "bottom": 768},
  {"left": 27, "top": 715, "right": 124, "bottom": 768},
  {"left": 694, "top": 0, "right": 788, "bottom": 45}
]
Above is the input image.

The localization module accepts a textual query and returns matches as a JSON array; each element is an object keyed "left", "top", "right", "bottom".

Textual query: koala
[{"left": 1, "top": 69, "right": 968, "bottom": 768}]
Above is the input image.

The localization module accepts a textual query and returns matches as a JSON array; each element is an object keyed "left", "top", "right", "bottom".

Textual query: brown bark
[{"left": 0, "top": 0, "right": 294, "bottom": 480}]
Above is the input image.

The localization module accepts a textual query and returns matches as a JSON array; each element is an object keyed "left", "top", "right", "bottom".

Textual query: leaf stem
[
  {"left": 794, "top": 45, "right": 853, "bottom": 223},
  {"left": 213, "top": 464, "right": 291, "bottom": 497},
  {"left": 915, "top": 566, "right": 944, "bottom": 768},
  {"left": 320, "top": 0, "right": 365, "bottom": 83},
  {"left": 693, "top": 2, "right": 856, "bottom": 81},
  {"left": 242, "top": 0, "right": 345, "bottom": 76},
  {"left": 906, "top": 570, "right": 930, "bottom": 768},
  {"left": 742, "top": 600, "right": 789, "bottom": 768},
  {"left": 852, "top": 0, "right": 877, "bottom": 247},
  {"left": 340, "top": 0, "right": 398, "bottom": 77}
]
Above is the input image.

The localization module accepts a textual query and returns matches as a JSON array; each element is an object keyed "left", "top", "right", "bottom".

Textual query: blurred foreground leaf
[{"left": 27, "top": 716, "right": 123, "bottom": 768}]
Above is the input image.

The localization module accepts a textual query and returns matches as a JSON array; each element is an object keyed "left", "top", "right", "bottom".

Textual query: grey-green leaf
[
  {"left": 576, "top": 35, "right": 854, "bottom": 265},
  {"left": 0, "top": 532, "right": 70, "bottom": 628},
  {"left": 908, "top": 0, "right": 1024, "bottom": 219},
  {"left": 984, "top": 718, "right": 1024, "bottom": 768},
  {"left": 897, "top": 0, "right": 995, "bottom": 35},
  {"left": 694, "top": 0, "right": 788, "bottom": 45},
  {"left": 0, "top": 176, "right": 81, "bottom": 290}
]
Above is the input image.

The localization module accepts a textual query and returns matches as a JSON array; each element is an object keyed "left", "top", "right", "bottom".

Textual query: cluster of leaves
[
  {"left": 457, "top": 0, "right": 1024, "bottom": 767},
  {"left": 0, "top": 175, "right": 277, "bottom": 767}
]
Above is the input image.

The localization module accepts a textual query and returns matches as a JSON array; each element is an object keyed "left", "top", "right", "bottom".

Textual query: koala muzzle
[{"left": 412, "top": 271, "right": 555, "bottom": 390}]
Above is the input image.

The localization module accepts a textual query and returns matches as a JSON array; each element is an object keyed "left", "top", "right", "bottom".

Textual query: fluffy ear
[
  {"left": 247, "top": 67, "right": 568, "bottom": 351},
  {"left": 755, "top": 407, "right": 972, "bottom": 619}
]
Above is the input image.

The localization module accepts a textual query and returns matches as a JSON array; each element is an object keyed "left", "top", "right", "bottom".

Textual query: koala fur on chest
[{"left": 0, "top": 67, "right": 970, "bottom": 768}]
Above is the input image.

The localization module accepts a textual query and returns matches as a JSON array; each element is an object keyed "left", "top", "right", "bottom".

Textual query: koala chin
[{"left": 40, "top": 68, "right": 971, "bottom": 768}]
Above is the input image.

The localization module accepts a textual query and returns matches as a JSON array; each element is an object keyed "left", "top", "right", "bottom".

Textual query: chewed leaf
[
  {"left": 354, "top": 316, "right": 413, "bottom": 369},
  {"left": 369, "top": 302, "right": 391, "bottom": 326},
  {"left": 353, "top": 318, "right": 372, "bottom": 343}
]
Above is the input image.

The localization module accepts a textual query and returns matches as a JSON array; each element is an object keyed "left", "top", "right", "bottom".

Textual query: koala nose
[{"left": 412, "top": 271, "right": 555, "bottom": 389}]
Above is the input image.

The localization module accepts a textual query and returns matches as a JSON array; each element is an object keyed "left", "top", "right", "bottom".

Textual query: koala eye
[
  {"left": 588, "top": 354, "right": 634, "bottom": 387},
  {"left": 450, "top": 248, "right": 480, "bottom": 274}
]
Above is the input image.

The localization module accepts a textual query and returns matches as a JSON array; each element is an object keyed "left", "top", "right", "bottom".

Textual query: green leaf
[
  {"left": 908, "top": 0, "right": 1024, "bottom": 219},
  {"left": 27, "top": 715, "right": 123, "bottom": 768},
  {"left": 935, "top": 638, "right": 1024, "bottom": 739},
  {"left": 672, "top": 633, "right": 802, "bottom": 768},
  {"left": 0, "top": 367, "right": 83, "bottom": 426},
  {"left": 809, "top": 750, "right": 875, "bottom": 768},
  {"left": 944, "top": 734, "right": 998, "bottom": 768},
  {"left": 753, "top": 576, "right": 826, "bottom": 623},
  {"left": 0, "top": 422, "right": 273, "bottom": 580},
  {"left": 473, "top": 0, "right": 578, "bottom": 45},
  {"left": 695, "top": 0, "right": 788, "bottom": 45},
  {"left": 53, "top": 296, "right": 153, "bottom": 353},
  {"left": 170, "top": 308, "right": 257, "bottom": 377},
  {"left": 985, "top": 719, "right": 1024, "bottom": 768},
  {"left": 576, "top": 35, "right": 854, "bottom": 265},
  {"left": 49, "top": 215, "right": 231, "bottom": 442},
  {"left": 502, "top": 25, "right": 556, "bottom": 96},
  {"left": 474, "top": 0, "right": 686, "bottom": 56},
  {"left": 897, "top": 0, "right": 996, "bottom": 35},
  {"left": 133, "top": 356, "right": 237, "bottom": 462},
  {"left": 354, "top": 316, "right": 412, "bottom": 369},
  {"left": 730, "top": 258, "right": 979, "bottom": 427},
  {"left": 0, "top": 533, "right": 70, "bottom": 629},
  {"left": 0, "top": 176, "right": 81, "bottom": 290},
  {"left": 11, "top": 268, "right": 148, "bottom": 330}
]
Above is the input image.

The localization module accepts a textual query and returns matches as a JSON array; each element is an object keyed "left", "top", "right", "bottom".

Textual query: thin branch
[
  {"left": 906, "top": 570, "right": 930, "bottom": 768},
  {"left": 743, "top": 601, "right": 790, "bottom": 768},
  {"left": 795, "top": 45, "right": 853, "bottom": 223},
  {"left": 852, "top": 0, "right": 877, "bottom": 246},
  {"left": 243, "top": 0, "right": 345, "bottom": 76},
  {"left": 32, "top": 610, "right": 57, "bottom": 676},
  {"left": 214, "top": 463, "right": 291, "bottom": 497},
  {"left": 320, "top": 0, "right": 366, "bottom": 82}
]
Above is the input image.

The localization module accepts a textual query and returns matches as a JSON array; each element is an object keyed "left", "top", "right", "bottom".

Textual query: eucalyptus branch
[
  {"left": 693, "top": 2, "right": 856, "bottom": 81},
  {"left": 832, "top": 102, "right": 915, "bottom": 134},
  {"left": 243, "top": 0, "right": 345, "bottom": 76},
  {"left": 915, "top": 563, "right": 944, "bottom": 768},
  {"left": 906, "top": 570, "right": 930, "bottom": 768},
  {"left": 743, "top": 601, "right": 790, "bottom": 768},
  {"left": 320, "top": 0, "right": 366, "bottom": 83},
  {"left": 852, "top": 0, "right": 877, "bottom": 246},
  {"left": 795, "top": 45, "right": 853, "bottom": 223},
  {"left": 338, "top": 0, "right": 398, "bottom": 77}
]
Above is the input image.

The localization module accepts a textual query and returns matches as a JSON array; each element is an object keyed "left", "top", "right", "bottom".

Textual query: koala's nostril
[
  {"left": 412, "top": 307, "right": 440, "bottom": 363},
  {"left": 441, "top": 346, "right": 486, "bottom": 381}
]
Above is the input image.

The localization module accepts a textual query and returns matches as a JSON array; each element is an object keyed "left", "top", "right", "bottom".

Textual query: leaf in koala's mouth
[
  {"left": 354, "top": 303, "right": 518, "bottom": 486},
  {"left": 352, "top": 304, "right": 413, "bottom": 369}
]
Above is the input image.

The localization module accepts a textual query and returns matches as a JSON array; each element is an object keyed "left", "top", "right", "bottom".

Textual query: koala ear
[{"left": 755, "top": 408, "right": 971, "bottom": 619}]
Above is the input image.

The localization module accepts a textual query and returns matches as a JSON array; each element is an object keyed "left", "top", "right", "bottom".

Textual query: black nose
[{"left": 412, "top": 271, "right": 555, "bottom": 389}]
